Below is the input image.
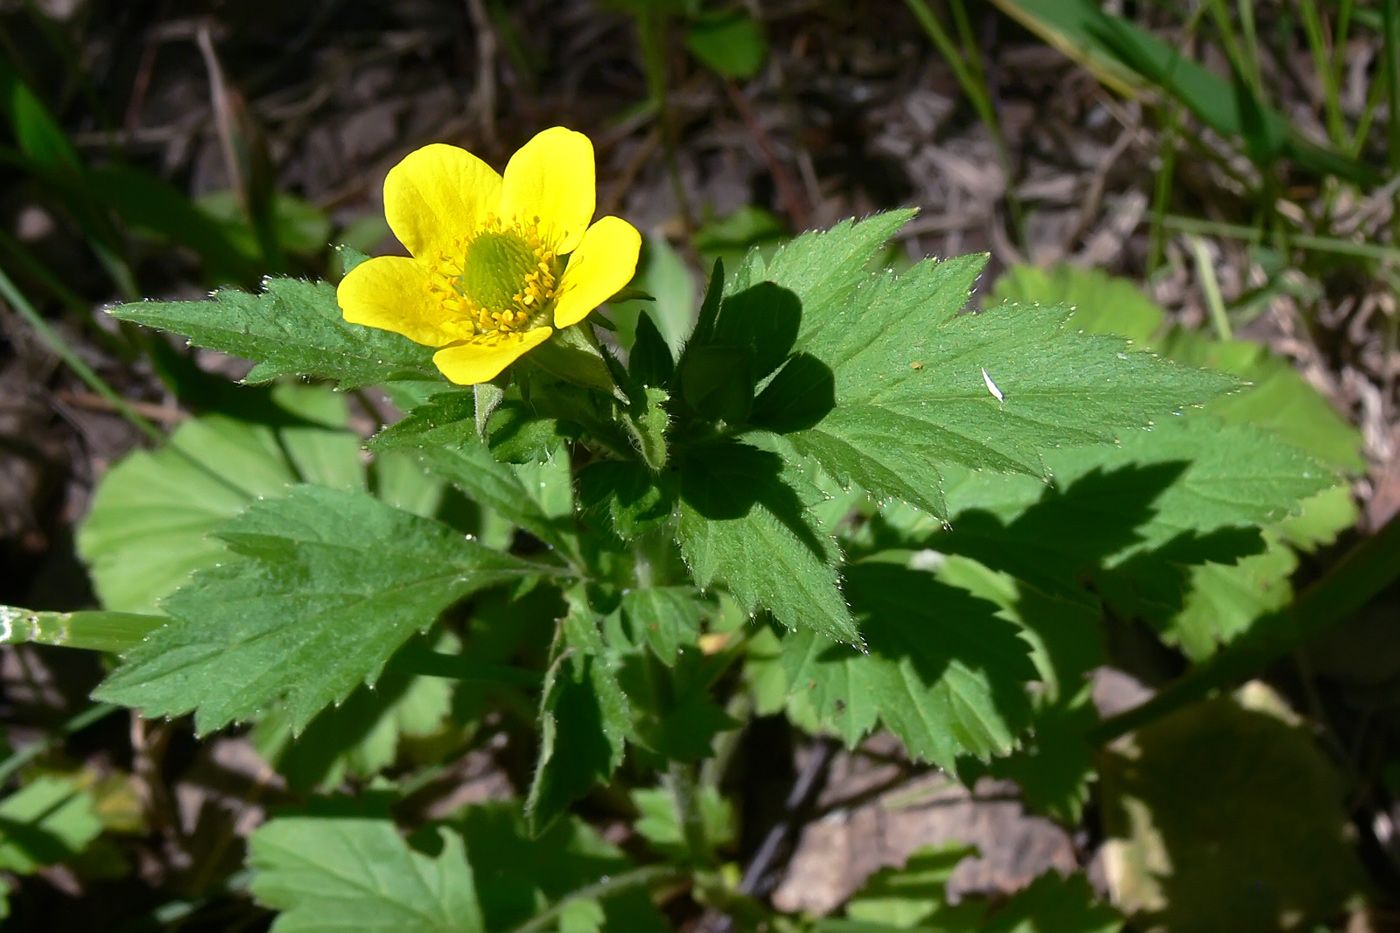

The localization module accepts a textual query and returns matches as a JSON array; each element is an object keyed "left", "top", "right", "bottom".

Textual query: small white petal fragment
[{"left": 981, "top": 366, "right": 1004, "bottom": 403}]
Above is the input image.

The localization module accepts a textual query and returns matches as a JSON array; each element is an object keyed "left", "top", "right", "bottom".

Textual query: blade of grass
[
  {"left": 902, "top": 0, "right": 1025, "bottom": 241},
  {"left": 1185, "top": 234, "right": 1232, "bottom": 340},
  {"left": 0, "top": 266, "right": 164, "bottom": 444}
]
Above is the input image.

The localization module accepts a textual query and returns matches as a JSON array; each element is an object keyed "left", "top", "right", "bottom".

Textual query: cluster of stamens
[{"left": 423, "top": 213, "right": 561, "bottom": 344}]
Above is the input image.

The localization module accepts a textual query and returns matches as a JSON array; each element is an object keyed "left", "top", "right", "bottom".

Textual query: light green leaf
[
  {"left": 1158, "top": 328, "right": 1364, "bottom": 472},
  {"left": 94, "top": 486, "right": 539, "bottom": 734},
  {"left": 248, "top": 819, "right": 486, "bottom": 933},
  {"left": 739, "top": 217, "right": 1233, "bottom": 516},
  {"left": 632, "top": 785, "right": 735, "bottom": 861},
  {"left": 109, "top": 277, "right": 438, "bottom": 390},
  {"left": 817, "top": 843, "right": 982, "bottom": 930},
  {"left": 990, "top": 263, "right": 1164, "bottom": 344},
  {"left": 0, "top": 606, "right": 161, "bottom": 654},
  {"left": 78, "top": 385, "right": 366, "bottom": 613},
  {"left": 782, "top": 557, "right": 1038, "bottom": 767},
  {"left": 675, "top": 437, "right": 857, "bottom": 643},
  {"left": 0, "top": 776, "right": 104, "bottom": 874}
]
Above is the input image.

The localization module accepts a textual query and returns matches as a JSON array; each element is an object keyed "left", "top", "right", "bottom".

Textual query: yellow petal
[
  {"left": 499, "top": 127, "right": 595, "bottom": 254},
  {"left": 338, "top": 255, "right": 469, "bottom": 348},
  {"left": 432, "top": 327, "right": 553, "bottom": 385},
  {"left": 552, "top": 216, "right": 643, "bottom": 328},
  {"left": 384, "top": 143, "right": 503, "bottom": 259}
]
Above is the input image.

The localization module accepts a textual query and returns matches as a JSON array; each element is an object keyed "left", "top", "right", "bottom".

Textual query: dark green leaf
[
  {"left": 0, "top": 777, "right": 103, "bottom": 875},
  {"left": 109, "top": 277, "right": 439, "bottom": 390},
  {"left": 782, "top": 557, "right": 1038, "bottom": 767},
  {"left": 94, "top": 486, "right": 539, "bottom": 734},
  {"left": 685, "top": 9, "right": 767, "bottom": 79},
  {"left": 578, "top": 460, "right": 677, "bottom": 541},
  {"left": 676, "top": 437, "right": 858, "bottom": 644}
]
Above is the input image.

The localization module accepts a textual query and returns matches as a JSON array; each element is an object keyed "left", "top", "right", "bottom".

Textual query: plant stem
[
  {"left": 1087, "top": 514, "right": 1400, "bottom": 746},
  {"left": 508, "top": 864, "right": 683, "bottom": 933},
  {"left": 1185, "top": 235, "right": 1232, "bottom": 340},
  {"left": 666, "top": 759, "right": 712, "bottom": 865},
  {"left": 0, "top": 266, "right": 165, "bottom": 444}
]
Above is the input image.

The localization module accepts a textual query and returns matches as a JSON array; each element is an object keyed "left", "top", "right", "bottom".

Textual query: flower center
[{"left": 425, "top": 214, "right": 565, "bottom": 341}]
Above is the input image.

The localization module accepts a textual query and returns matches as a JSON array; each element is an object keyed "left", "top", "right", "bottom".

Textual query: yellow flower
[{"left": 337, "top": 127, "right": 642, "bottom": 385}]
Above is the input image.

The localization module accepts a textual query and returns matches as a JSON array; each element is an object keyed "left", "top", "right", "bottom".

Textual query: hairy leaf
[
  {"left": 95, "top": 486, "right": 538, "bottom": 734},
  {"left": 110, "top": 277, "right": 438, "bottom": 389}
]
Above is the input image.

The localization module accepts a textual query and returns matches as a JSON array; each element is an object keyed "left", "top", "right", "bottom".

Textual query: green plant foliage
[
  {"left": 619, "top": 587, "right": 706, "bottom": 660},
  {"left": 248, "top": 818, "right": 487, "bottom": 932},
  {"left": 781, "top": 556, "right": 1039, "bottom": 767},
  {"left": 94, "top": 486, "right": 541, "bottom": 734},
  {"left": 77, "top": 385, "right": 367, "bottom": 613},
  {"left": 990, "top": 263, "right": 1164, "bottom": 343},
  {"left": 108, "top": 278, "right": 438, "bottom": 389},
  {"left": 0, "top": 775, "right": 104, "bottom": 874},
  {"left": 734, "top": 216, "right": 1235, "bottom": 518},
  {"left": 819, "top": 843, "right": 982, "bottom": 930},
  {"left": 685, "top": 9, "right": 768, "bottom": 79},
  {"left": 632, "top": 785, "right": 735, "bottom": 860},
  {"left": 526, "top": 592, "right": 634, "bottom": 834},
  {"left": 675, "top": 436, "right": 858, "bottom": 643},
  {"left": 981, "top": 872, "right": 1122, "bottom": 933}
]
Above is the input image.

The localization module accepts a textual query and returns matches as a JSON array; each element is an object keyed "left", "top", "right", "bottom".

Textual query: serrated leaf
[
  {"left": 417, "top": 438, "right": 576, "bottom": 556},
  {"left": 248, "top": 819, "right": 486, "bottom": 933},
  {"left": 782, "top": 557, "right": 1038, "bottom": 767},
  {"left": 780, "top": 277, "right": 1235, "bottom": 516},
  {"left": 990, "top": 262, "right": 1164, "bottom": 343},
  {"left": 621, "top": 587, "right": 705, "bottom": 660},
  {"left": 921, "top": 417, "right": 1337, "bottom": 620},
  {"left": 0, "top": 776, "right": 104, "bottom": 875},
  {"left": 94, "top": 486, "right": 539, "bottom": 734},
  {"left": 252, "top": 634, "right": 455, "bottom": 792},
  {"left": 110, "top": 277, "right": 438, "bottom": 390},
  {"left": 675, "top": 437, "right": 857, "bottom": 644},
  {"left": 526, "top": 592, "right": 633, "bottom": 835},
  {"left": 578, "top": 460, "right": 677, "bottom": 541},
  {"left": 368, "top": 390, "right": 476, "bottom": 451}
]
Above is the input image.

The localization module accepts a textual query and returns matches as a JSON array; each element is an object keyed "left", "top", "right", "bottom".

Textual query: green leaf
[
  {"left": 454, "top": 803, "right": 666, "bottom": 932},
  {"left": 772, "top": 257, "right": 1233, "bottom": 515},
  {"left": 610, "top": 234, "right": 696, "bottom": 357},
  {"left": 77, "top": 385, "right": 365, "bottom": 613},
  {"left": 918, "top": 417, "right": 1337, "bottom": 622},
  {"left": 252, "top": 634, "right": 455, "bottom": 792},
  {"left": 578, "top": 460, "right": 677, "bottom": 541},
  {"left": 675, "top": 437, "right": 858, "bottom": 644},
  {"left": 369, "top": 390, "right": 476, "bottom": 451},
  {"left": 526, "top": 592, "right": 633, "bottom": 835},
  {"left": 818, "top": 843, "right": 982, "bottom": 930},
  {"left": 0, "top": 776, "right": 104, "bottom": 875},
  {"left": 622, "top": 387, "right": 671, "bottom": 470},
  {"left": 620, "top": 587, "right": 705, "bottom": 660},
  {"left": 685, "top": 9, "right": 767, "bottom": 79},
  {"left": 989, "top": 263, "right": 1164, "bottom": 344},
  {"left": 982, "top": 871, "right": 1122, "bottom": 933},
  {"left": 1158, "top": 328, "right": 1365, "bottom": 472},
  {"left": 109, "top": 277, "right": 438, "bottom": 390},
  {"left": 94, "top": 486, "right": 539, "bottom": 734},
  {"left": 248, "top": 819, "right": 486, "bottom": 933},
  {"left": 417, "top": 439, "right": 576, "bottom": 556},
  {"left": 632, "top": 785, "right": 735, "bottom": 861},
  {"left": 782, "top": 557, "right": 1038, "bottom": 767},
  {"left": 0, "top": 606, "right": 161, "bottom": 654}
]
